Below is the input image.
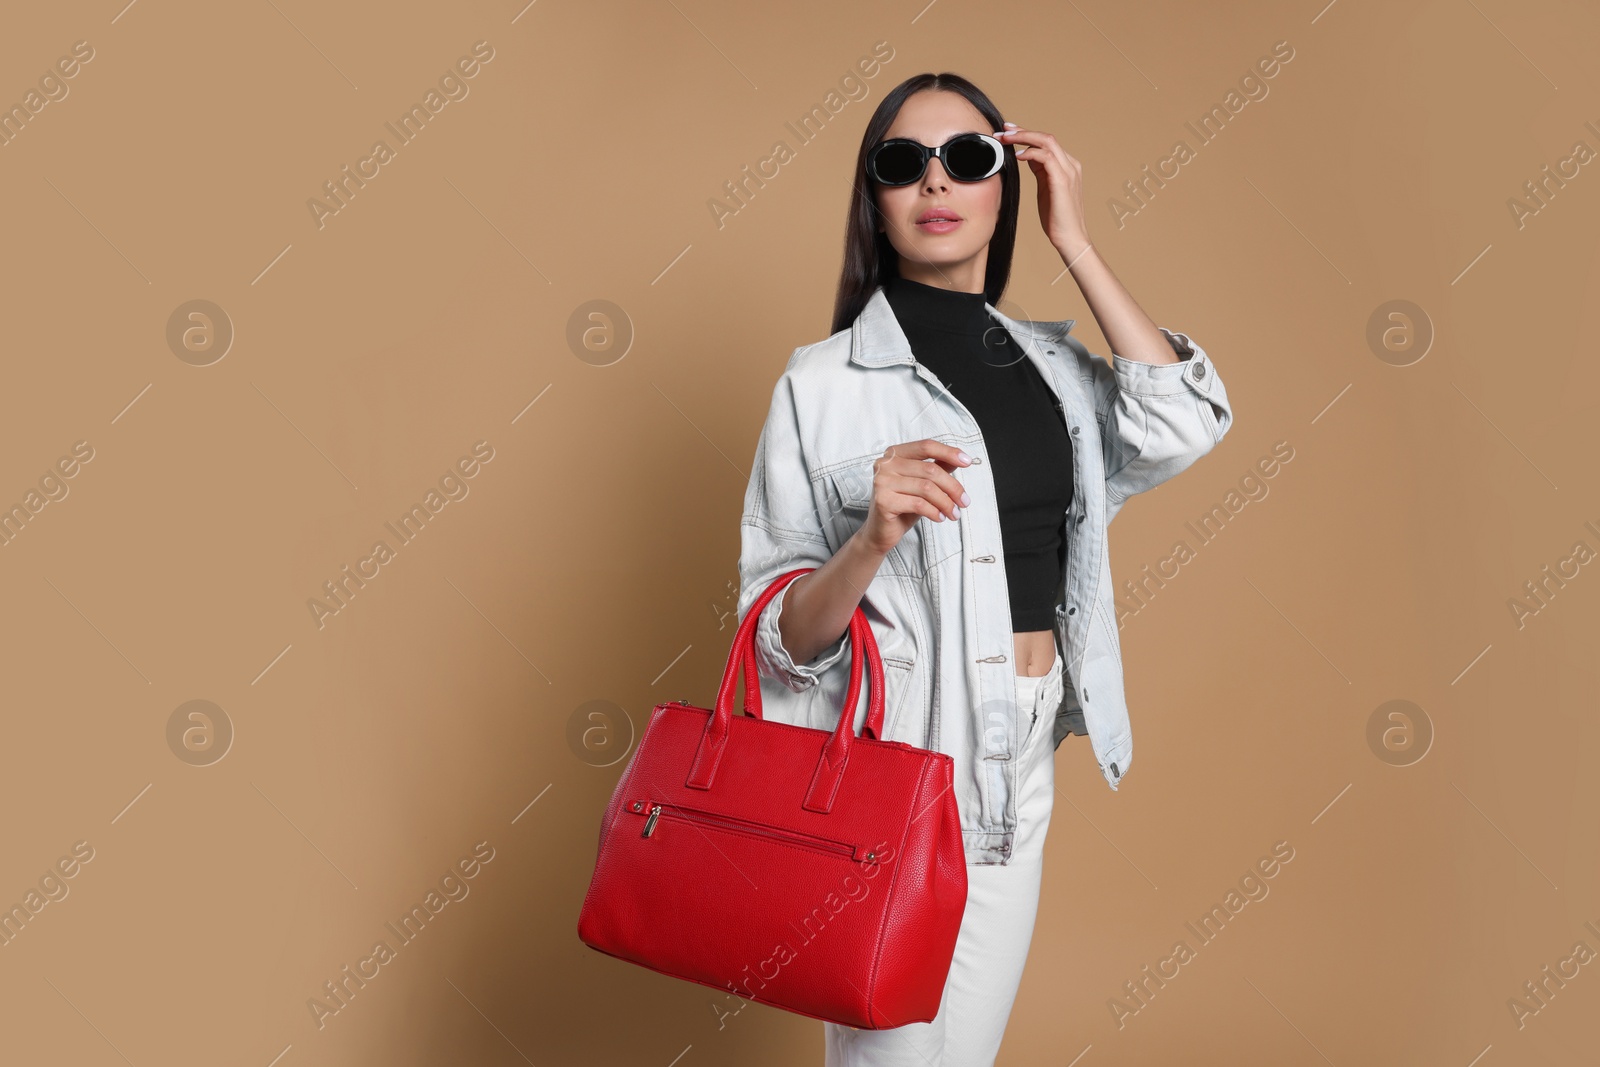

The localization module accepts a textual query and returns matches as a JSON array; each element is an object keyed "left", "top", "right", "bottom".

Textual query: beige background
[{"left": 1, "top": 0, "right": 1597, "bottom": 1064}]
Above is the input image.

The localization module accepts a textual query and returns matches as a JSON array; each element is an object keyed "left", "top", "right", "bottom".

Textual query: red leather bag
[{"left": 577, "top": 567, "right": 968, "bottom": 1029}]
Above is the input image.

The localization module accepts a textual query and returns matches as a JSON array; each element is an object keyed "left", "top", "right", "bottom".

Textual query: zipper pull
[{"left": 642, "top": 804, "right": 662, "bottom": 837}]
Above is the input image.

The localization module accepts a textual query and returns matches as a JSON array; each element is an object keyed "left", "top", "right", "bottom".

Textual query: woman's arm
[
  {"left": 739, "top": 359, "right": 873, "bottom": 693},
  {"left": 775, "top": 531, "right": 889, "bottom": 667},
  {"left": 739, "top": 366, "right": 965, "bottom": 687},
  {"left": 998, "top": 122, "right": 1231, "bottom": 523},
  {"left": 999, "top": 122, "right": 1177, "bottom": 366},
  {"left": 1057, "top": 243, "right": 1180, "bottom": 367}
]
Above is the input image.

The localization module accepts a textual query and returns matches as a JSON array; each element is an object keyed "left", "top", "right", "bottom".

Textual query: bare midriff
[{"left": 1013, "top": 629, "right": 1057, "bottom": 677}]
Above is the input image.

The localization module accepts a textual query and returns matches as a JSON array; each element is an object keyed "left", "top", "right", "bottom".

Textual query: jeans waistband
[{"left": 1014, "top": 649, "right": 1064, "bottom": 714}]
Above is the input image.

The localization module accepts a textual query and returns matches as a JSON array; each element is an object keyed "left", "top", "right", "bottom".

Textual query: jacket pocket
[
  {"left": 1093, "top": 597, "right": 1124, "bottom": 672},
  {"left": 880, "top": 656, "right": 919, "bottom": 743},
  {"left": 826, "top": 652, "right": 919, "bottom": 742},
  {"left": 813, "top": 454, "right": 873, "bottom": 548},
  {"left": 817, "top": 455, "right": 932, "bottom": 580},
  {"left": 1053, "top": 603, "right": 1087, "bottom": 738}
]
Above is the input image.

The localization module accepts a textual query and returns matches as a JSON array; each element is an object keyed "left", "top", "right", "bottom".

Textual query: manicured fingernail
[
  {"left": 960, "top": 492, "right": 971, "bottom": 506},
  {"left": 1003, "top": 121, "right": 1018, "bottom": 128},
  {"left": 951, "top": 507, "right": 961, "bottom": 519},
  {"left": 958, "top": 451, "right": 972, "bottom": 463}
]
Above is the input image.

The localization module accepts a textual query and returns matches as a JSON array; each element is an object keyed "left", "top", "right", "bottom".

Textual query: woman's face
[{"left": 873, "top": 90, "right": 1003, "bottom": 290}]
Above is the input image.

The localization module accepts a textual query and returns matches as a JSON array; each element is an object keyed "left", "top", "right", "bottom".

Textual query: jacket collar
[{"left": 849, "top": 284, "right": 1076, "bottom": 369}]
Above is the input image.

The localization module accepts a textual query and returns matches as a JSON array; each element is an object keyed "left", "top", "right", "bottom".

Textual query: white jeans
[{"left": 824, "top": 648, "right": 1063, "bottom": 1066}]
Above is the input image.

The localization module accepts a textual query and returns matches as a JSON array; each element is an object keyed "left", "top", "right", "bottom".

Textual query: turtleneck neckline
[{"left": 883, "top": 275, "right": 992, "bottom": 337}]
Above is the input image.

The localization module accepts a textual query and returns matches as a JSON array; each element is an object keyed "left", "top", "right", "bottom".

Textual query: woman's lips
[{"left": 916, "top": 218, "right": 962, "bottom": 234}]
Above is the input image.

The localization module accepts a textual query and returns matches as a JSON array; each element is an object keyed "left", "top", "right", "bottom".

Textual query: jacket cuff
[
  {"left": 754, "top": 577, "right": 852, "bottom": 692},
  {"left": 1161, "top": 327, "right": 1196, "bottom": 359},
  {"left": 1111, "top": 327, "right": 1220, "bottom": 402}
]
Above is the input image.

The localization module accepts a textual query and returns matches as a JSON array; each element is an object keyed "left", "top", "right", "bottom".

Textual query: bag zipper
[{"left": 626, "top": 799, "right": 880, "bottom": 863}]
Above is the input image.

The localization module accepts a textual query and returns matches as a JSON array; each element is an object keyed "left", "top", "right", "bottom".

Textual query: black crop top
[{"left": 882, "top": 275, "right": 1075, "bottom": 632}]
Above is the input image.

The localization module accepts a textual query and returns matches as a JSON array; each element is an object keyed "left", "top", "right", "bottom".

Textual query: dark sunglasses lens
[
  {"left": 871, "top": 142, "right": 924, "bottom": 185},
  {"left": 945, "top": 135, "right": 1000, "bottom": 181}
]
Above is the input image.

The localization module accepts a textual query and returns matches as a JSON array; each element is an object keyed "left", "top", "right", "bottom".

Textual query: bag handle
[
  {"left": 685, "top": 568, "right": 886, "bottom": 814},
  {"left": 732, "top": 600, "right": 875, "bottom": 738},
  {"left": 723, "top": 568, "right": 885, "bottom": 737}
]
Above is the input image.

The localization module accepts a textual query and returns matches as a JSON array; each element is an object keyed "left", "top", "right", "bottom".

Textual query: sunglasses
[{"left": 866, "top": 132, "right": 1006, "bottom": 186}]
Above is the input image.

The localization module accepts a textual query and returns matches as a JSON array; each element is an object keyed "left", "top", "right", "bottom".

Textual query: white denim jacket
[{"left": 736, "top": 284, "right": 1232, "bottom": 865}]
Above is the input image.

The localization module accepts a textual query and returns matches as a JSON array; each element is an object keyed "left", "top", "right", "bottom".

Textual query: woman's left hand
[{"left": 1000, "top": 122, "right": 1092, "bottom": 262}]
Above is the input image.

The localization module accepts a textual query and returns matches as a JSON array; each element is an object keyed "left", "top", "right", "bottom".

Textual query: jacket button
[
  {"left": 1070, "top": 426, "right": 1080, "bottom": 436},
  {"left": 1110, "top": 761, "right": 1118, "bottom": 776},
  {"left": 1067, "top": 606, "right": 1075, "bottom": 615},
  {"left": 1191, "top": 362, "right": 1206, "bottom": 380},
  {"left": 1076, "top": 514, "right": 1085, "bottom": 525}
]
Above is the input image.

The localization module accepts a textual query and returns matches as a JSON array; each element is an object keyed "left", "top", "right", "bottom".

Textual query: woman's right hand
[{"left": 854, "top": 439, "right": 974, "bottom": 557}]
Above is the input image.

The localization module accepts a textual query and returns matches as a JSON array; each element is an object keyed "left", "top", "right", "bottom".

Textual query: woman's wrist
[
  {"left": 1054, "top": 234, "right": 1095, "bottom": 271},
  {"left": 847, "top": 524, "right": 894, "bottom": 563}
]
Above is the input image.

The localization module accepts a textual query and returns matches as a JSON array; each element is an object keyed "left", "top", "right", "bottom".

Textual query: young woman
[{"left": 736, "top": 72, "right": 1233, "bottom": 1065}]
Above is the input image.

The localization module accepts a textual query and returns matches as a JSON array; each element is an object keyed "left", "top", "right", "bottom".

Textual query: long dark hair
[{"left": 830, "top": 73, "right": 1021, "bottom": 336}]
